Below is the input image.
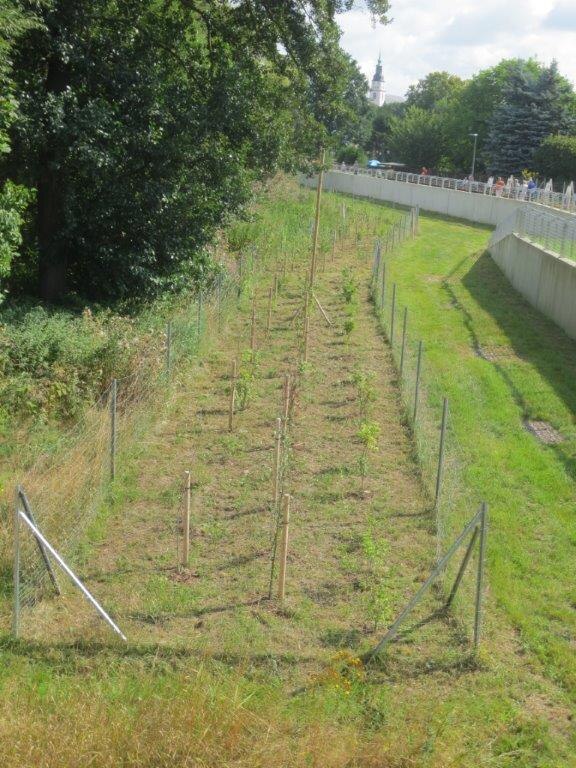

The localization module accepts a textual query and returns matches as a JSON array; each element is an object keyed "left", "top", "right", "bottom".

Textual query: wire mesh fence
[
  {"left": 1, "top": 270, "right": 240, "bottom": 631},
  {"left": 370, "top": 216, "right": 484, "bottom": 630},
  {"left": 493, "top": 206, "right": 576, "bottom": 262}
]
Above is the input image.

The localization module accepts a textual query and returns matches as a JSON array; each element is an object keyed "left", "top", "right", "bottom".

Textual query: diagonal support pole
[
  {"left": 445, "top": 526, "right": 478, "bottom": 609},
  {"left": 17, "top": 509, "right": 127, "bottom": 641},
  {"left": 17, "top": 487, "right": 61, "bottom": 595},
  {"left": 311, "top": 292, "right": 332, "bottom": 326},
  {"left": 365, "top": 506, "right": 483, "bottom": 661}
]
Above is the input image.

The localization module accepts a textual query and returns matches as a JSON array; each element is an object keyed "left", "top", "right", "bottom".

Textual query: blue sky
[{"left": 337, "top": 0, "right": 576, "bottom": 97}]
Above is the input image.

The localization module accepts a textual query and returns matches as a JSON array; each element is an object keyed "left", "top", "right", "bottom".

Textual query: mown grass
[
  {"left": 1, "top": 178, "right": 575, "bottom": 766},
  {"left": 377, "top": 211, "right": 576, "bottom": 697}
]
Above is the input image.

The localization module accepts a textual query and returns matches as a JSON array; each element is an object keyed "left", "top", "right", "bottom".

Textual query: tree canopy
[
  {"left": 363, "top": 58, "right": 576, "bottom": 179},
  {"left": 1, "top": 0, "right": 391, "bottom": 303}
]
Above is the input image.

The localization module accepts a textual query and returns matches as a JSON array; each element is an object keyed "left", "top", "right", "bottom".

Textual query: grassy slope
[
  {"left": 0, "top": 180, "right": 574, "bottom": 766},
  {"left": 381, "top": 213, "right": 576, "bottom": 696}
]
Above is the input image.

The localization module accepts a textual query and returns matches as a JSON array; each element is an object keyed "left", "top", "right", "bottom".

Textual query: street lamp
[{"left": 469, "top": 133, "right": 478, "bottom": 180}]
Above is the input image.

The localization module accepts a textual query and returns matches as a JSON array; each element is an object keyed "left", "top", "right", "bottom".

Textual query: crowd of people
[{"left": 336, "top": 160, "right": 572, "bottom": 203}]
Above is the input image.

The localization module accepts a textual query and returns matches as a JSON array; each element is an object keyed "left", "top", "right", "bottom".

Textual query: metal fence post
[
  {"left": 13, "top": 486, "right": 21, "bottom": 638},
  {"left": 399, "top": 307, "right": 408, "bottom": 377},
  {"left": 561, "top": 221, "right": 568, "bottom": 259},
  {"left": 380, "top": 261, "right": 386, "bottom": 310},
  {"left": 110, "top": 378, "right": 117, "bottom": 481},
  {"left": 474, "top": 502, "right": 488, "bottom": 651},
  {"left": 166, "top": 322, "right": 172, "bottom": 379},
  {"left": 183, "top": 470, "right": 191, "bottom": 567},
  {"left": 434, "top": 398, "right": 449, "bottom": 511},
  {"left": 413, "top": 341, "right": 423, "bottom": 423},
  {"left": 390, "top": 283, "right": 397, "bottom": 346}
]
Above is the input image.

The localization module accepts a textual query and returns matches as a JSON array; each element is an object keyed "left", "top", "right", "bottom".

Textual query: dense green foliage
[
  {"left": 0, "top": 0, "right": 35, "bottom": 291},
  {"left": 534, "top": 134, "right": 576, "bottom": 181},
  {"left": 405, "top": 71, "right": 463, "bottom": 111},
  {"left": 485, "top": 62, "right": 575, "bottom": 174},
  {"left": 0, "top": 0, "right": 390, "bottom": 303},
  {"left": 364, "top": 59, "right": 576, "bottom": 178},
  {"left": 336, "top": 144, "right": 368, "bottom": 165},
  {"left": 0, "top": 305, "right": 134, "bottom": 422}
]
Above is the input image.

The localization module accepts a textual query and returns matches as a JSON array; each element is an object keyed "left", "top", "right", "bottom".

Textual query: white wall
[
  {"left": 302, "top": 170, "right": 572, "bottom": 228},
  {"left": 489, "top": 234, "right": 576, "bottom": 340},
  {"left": 302, "top": 170, "right": 576, "bottom": 338}
]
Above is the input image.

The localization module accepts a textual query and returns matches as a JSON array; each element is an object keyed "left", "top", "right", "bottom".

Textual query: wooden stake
[
  {"left": 266, "top": 286, "right": 273, "bottom": 333},
  {"left": 250, "top": 297, "right": 256, "bottom": 351},
  {"left": 331, "top": 230, "right": 336, "bottom": 261},
  {"left": 283, "top": 374, "right": 291, "bottom": 424},
  {"left": 312, "top": 292, "right": 332, "bottom": 326},
  {"left": 272, "top": 417, "right": 282, "bottom": 511},
  {"left": 273, "top": 273, "right": 278, "bottom": 300},
  {"left": 228, "top": 359, "right": 237, "bottom": 432},
  {"left": 183, "top": 470, "right": 191, "bottom": 567},
  {"left": 277, "top": 494, "right": 291, "bottom": 602}
]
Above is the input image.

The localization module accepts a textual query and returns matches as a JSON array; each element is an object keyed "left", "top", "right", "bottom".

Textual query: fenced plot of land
[{"left": 1, "top": 179, "right": 574, "bottom": 767}]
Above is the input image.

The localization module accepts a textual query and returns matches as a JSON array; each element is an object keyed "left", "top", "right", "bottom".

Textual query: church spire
[
  {"left": 373, "top": 53, "right": 383, "bottom": 83},
  {"left": 369, "top": 54, "right": 386, "bottom": 107}
]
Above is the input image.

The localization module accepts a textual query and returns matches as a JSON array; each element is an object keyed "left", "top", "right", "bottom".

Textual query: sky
[{"left": 336, "top": 0, "right": 576, "bottom": 98}]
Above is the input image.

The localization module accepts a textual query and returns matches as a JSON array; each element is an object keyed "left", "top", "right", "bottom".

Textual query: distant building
[
  {"left": 369, "top": 55, "right": 386, "bottom": 107},
  {"left": 368, "top": 56, "right": 405, "bottom": 107}
]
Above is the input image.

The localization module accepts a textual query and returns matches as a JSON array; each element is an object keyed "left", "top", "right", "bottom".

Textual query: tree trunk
[{"left": 37, "top": 43, "right": 69, "bottom": 302}]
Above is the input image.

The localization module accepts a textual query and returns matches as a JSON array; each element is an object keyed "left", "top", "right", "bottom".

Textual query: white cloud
[{"left": 337, "top": 0, "right": 576, "bottom": 97}]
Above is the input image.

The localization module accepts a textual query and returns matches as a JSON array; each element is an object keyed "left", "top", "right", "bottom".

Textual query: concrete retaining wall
[
  {"left": 301, "top": 170, "right": 576, "bottom": 338},
  {"left": 489, "top": 234, "right": 576, "bottom": 340},
  {"left": 302, "top": 170, "right": 574, "bottom": 228}
]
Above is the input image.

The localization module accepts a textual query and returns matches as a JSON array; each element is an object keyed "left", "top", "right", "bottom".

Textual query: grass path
[{"left": 2, "top": 180, "right": 575, "bottom": 766}]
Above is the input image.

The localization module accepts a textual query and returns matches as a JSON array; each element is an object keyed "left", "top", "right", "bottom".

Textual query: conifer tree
[{"left": 485, "top": 61, "right": 575, "bottom": 175}]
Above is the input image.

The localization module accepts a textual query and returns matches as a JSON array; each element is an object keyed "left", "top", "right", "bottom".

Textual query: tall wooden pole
[
  {"left": 250, "top": 296, "right": 256, "bottom": 351},
  {"left": 283, "top": 374, "right": 291, "bottom": 424},
  {"left": 309, "top": 148, "right": 325, "bottom": 288},
  {"left": 228, "top": 359, "right": 237, "bottom": 432},
  {"left": 266, "top": 286, "right": 273, "bottom": 333}
]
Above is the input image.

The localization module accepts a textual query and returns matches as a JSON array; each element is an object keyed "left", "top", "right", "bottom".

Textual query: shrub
[
  {"left": 336, "top": 145, "right": 368, "bottom": 167},
  {"left": 0, "top": 305, "right": 139, "bottom": 421},
  {"left": 533, "top": 134, "right": 576, "bottom": 181}
]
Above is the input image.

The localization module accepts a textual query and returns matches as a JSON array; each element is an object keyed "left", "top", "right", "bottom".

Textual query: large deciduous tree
[
  {"left": 0, "top": 0, "right": 35, "bottom": 287},
  {"left": 4, "top": 0, "right": 390, "bottom": 302}
]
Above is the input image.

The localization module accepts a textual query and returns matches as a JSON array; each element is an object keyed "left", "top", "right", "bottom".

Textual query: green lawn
[
  {"left": 378, "top": 212, "right": 576, "bottom": 696},
  {"left": 1, "top": 181, "right": 575, "bottom": 767}
]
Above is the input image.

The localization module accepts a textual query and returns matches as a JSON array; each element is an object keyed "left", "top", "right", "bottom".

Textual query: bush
[
  {"left": 533, "top": 135, "right": 576, "bottom": 181},
  {"left": 0, "top": 305, "right": 140, "bottom": 421},
  {"left": 336, "top": 145, "right": 368, "bottom": 166}
]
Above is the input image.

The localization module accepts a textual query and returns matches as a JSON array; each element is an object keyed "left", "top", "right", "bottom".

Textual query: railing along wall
[{"left": 335, "top": 164, "right": 576, "bottom": 215}]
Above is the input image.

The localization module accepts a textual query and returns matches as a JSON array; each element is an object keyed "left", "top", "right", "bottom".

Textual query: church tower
[{"left": 369, "top": 55, "right": 386, "bottom": 107}]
